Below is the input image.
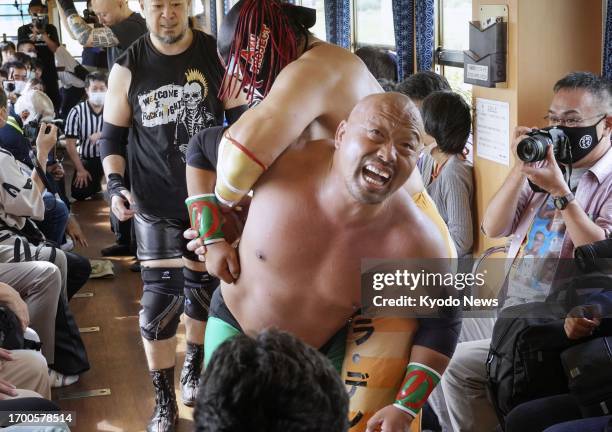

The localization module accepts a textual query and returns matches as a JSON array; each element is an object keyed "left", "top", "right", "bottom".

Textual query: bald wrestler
[
  {"left": 186, "top": 0, "right": 456, "bottom": 259},
  {"left": 186, "top": 93, "right": 461, "bottom": 432}
]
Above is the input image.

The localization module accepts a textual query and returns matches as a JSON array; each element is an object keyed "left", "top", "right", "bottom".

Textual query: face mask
[
  {"left": 558, "top": 116, "right": 606, "bottom": 163},
  {"left": 13, "top": 80, "right": 26, "bottom": 94},
  {"left": 88, "top": 92, "right": 106, "bottom": 106},
  {"left": 25, "top": 51, "right": 37, "bottom": 59},
  {"left": 26, "top": 70, "right": 35, "bottom": 80}
]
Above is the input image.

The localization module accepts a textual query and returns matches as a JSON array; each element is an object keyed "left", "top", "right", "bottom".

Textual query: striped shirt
[{"left": 64, "top": 101, "right": 103, "bottom": 159}]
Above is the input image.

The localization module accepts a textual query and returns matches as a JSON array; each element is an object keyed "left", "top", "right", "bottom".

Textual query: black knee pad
[
  {"left": 140, "top": 267, "right": 185, "bottom": 341},
  {"left": 183, "top": 268, "right": 219, "bottom": 321}
]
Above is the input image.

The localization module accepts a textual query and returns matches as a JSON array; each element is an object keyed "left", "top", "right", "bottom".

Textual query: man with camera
[
  {"left": 56, "top": 0, "right": 146, "bottom": 67},
  {"left": 437, "top": 72, "right": 612, "bottom": 432},
  {"left": 1, "top": 61, "right": 28, "bottom": 105},
  {"left": 17, "top": 0, "right": 60, "bottom": 111}
]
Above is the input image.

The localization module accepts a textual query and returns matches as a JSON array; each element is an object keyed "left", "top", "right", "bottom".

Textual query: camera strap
[{"left": 28, "top": 149, "right": 58, "bottom": 195}]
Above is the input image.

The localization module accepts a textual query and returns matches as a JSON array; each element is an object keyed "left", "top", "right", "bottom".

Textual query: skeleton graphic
[{"left": 173, "top": 69, "right": 216, "bottom": 160}]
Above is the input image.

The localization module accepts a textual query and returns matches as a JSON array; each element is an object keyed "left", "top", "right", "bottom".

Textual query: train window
[
  {"left": 0, "top": 0, "right": 32, "bottom": 40},
  {"left": 353, "top": 0, "right": 395, "bottom": 48},
  {"left": 296, "top": 0, "right": 326, "bottom": 41},
  {"left": 193, "top": 0, "right": 205, "bottom": 15},
  {"left": 435, "top": 0, "right": 472, "bottom": 100}
]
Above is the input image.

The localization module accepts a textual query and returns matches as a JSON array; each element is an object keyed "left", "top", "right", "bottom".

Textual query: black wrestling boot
[
  {"left": 180, "top": 342, "right": 204, "bottom": 407},
  {"left": 147, "top": 367, "right": 179, "bottom": 432}
]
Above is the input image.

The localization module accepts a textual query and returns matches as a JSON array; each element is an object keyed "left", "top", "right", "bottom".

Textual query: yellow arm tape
[{"left": 215, "top": 134, "right": 266, "bottom": 207}]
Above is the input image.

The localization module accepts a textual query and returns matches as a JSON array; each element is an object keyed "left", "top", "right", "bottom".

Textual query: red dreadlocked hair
[{"left": 219, "top": 0, "right": 299, "bottom": 103}]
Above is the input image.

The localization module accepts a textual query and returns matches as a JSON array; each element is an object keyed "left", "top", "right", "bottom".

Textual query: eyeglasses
[{"left": 544, "top": 113, "right": 606, "bottom": 128}]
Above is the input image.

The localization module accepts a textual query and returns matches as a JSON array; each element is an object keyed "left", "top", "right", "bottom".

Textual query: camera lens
[{"left": 517, "top": 135, "right": 549, "bottom": 162}]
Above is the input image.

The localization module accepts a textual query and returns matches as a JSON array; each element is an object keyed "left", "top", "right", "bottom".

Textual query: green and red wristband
[{"left": 393, "top": 362, "right": 442, "bottom": 417}]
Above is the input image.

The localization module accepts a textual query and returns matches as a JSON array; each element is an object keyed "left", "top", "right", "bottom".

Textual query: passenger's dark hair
[
  {"left": 5, "top": 61, "right": 27, "bottom": 73},
  {"left": 11, "top": 53, "right": 31, "bottom": 68},
  {"left": 0, "top": 88, "right": 7, "bottom": 109},
  {"left": 355, "top": 46, "right": 397, "bottom": 82},
  {"left": 28, "top": 0, "right": 46, "bottom": 11},
  {"left": 30, "top": 58, "right": 43, "bottom": 70},
  {"left": 422, "top": 91, "right": 471, "bottom": 155},
  {"left": 85, "top": 71, "right": 108, "bottom": 87},
  {"left": 378, "top": 78, "right": 397, "bottom": 92},
  {"left": 16, "top": 39, "right": 35, "bottom": 50},
  {"left": 553, "top": 72, "right": 612, "bottom": 112},
  {"left": 194, "top": 329, "right": 349, "bottom": 432},
  {"left": 0, "top": 41, "right": 16, "bottom": 52},
  {"left": 396, "top": 71, "right": 451, "bottom": 103}
]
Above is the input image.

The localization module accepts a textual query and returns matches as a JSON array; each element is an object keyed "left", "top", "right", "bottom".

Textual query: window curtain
[
  {"left": 604, "top": 0, "right": 612, "bottom": 79},
  {"left": 209, "top": 0, "right": 217, "bottom": 37},
  {"left": 415, "top": 0, "right": 435, "bottom": 72},
  {"left": 324, "top": 0, "right": 350, "bottom": 48},
  {"left": 392, "top": 0, "right": 414, "bottom": 81}
]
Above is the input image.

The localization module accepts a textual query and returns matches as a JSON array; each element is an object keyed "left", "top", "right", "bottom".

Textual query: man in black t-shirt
[
  {"left": 17, "top": 0, "right": 61, "bottom": 111},
  {"left": 97, "top": 0, "right": 248, "bottom": 430},
  {"left": 56, "top": 0, "right": 147, "bottom": 257}
]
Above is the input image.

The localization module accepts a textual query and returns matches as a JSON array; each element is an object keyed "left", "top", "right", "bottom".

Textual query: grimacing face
[
  {"left": 336, "top": 94, "right": 423, "bottom": 205},
  {"left": 140, "top": 0, "right": 191, "bottom": 45}
]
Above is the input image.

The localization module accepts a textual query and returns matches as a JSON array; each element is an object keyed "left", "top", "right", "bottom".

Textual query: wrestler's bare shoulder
[
  {"left": 384, "top": 193, "right": 449, "bottom": 259},
  {"left": 258, "top": 138, "right": 334, "bottom": 185},
  {"left": 282, "top": 42, "right": 378, "bottom": 91}
]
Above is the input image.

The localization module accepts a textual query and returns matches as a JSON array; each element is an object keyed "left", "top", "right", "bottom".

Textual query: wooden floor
[{"left": 53, "top": 196, "right": 195, "bottom": 432}]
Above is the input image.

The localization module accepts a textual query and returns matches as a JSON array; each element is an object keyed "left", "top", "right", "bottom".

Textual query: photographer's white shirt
[{"left": 0, "top": 147, "right": 44, "bottom": 230}]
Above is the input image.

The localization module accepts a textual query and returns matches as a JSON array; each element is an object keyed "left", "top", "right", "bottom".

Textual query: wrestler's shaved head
[
  {"left": 335, "top": 92, "right": 424, "bottom": 204},
  {"left": 91, "top": 0, "right": 129, "bottom": 26},
  {"left": 347, "top": 92, "right": 424, "bottom": 141}
]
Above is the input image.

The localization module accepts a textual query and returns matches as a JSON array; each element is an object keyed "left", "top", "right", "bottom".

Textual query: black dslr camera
[
  {"left": 23, "top": 118, "right": 63, "bottom": 149},
  {"left": 516, "top": 127, "right": 570, "bottom": 163},
  {"left": 574, "top": 238, "right": 612, "bottom": 274},
  {"left": 2, "top": 80, "right": 15, "bottom": 93},
  {"left": 31, "top": 13, "right": 49, "bottom": 35}
]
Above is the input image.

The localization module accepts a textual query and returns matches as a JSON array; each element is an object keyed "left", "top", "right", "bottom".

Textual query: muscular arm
[
  {"left": 215, "top": 60, "right": 331, "bottom": 206},
  {"left": 58, "top": 5, "right": 119, "bottom": 48},
  {"left": 101, "top": 64, "right": 131, "bottom": 178}
]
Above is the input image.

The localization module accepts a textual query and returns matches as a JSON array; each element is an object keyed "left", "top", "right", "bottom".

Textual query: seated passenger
[
  {"left": 0, "top": 89, "right": 69, "bottom": 245},
  {"left": 354, "top": 45, "right": 398, "bottom": 84},
  {"left": 418, "top": 91, "right": 474, "bottom": 257},
  {"left": 194, "top": 329, "right": 349, "bottom": 432},
  {"left": 504, "top": 293, "right": 612, "bottom": 432},
  {"left": 396, "top": 71, "right": 451, "bottom": 108},
  {"left": 440, "top": 71, "right": 612, "bottom": 432},
  {"left": 0, "top": 280, "right": 55, "bottom": 396}
]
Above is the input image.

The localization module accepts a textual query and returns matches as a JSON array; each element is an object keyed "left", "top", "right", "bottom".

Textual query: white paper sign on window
[{"left": 476, "top": 98, "right": 510, "bottom": 166}]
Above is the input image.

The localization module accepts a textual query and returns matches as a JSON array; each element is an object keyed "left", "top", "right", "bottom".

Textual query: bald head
[
  {"left": 91, "top": 0, "right": 130, "bottom": 26},
  {"left": 347, "top": 92, "right": 423, "bottom": 142}
]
